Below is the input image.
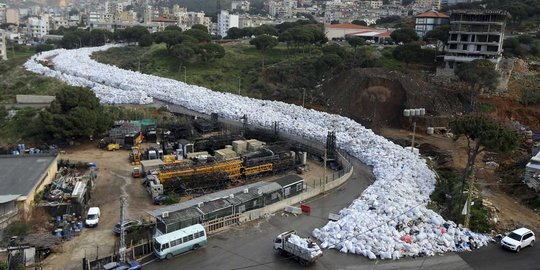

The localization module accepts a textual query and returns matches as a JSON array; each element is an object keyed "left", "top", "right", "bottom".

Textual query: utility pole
[
  {"left": 119, "top": 196, "right": 127, "bottom": 263},
  {"left": 403, "top": 108, "right": 425, "bottom": 153},
  {"left": 322, "top": 147, "right": 327, "bottom": 193},
  {"left": 464, "top": 165, "right": 475, "bottom": 228}
]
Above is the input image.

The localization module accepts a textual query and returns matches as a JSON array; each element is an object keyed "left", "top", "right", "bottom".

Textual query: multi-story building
[
  {"left": 416, "top": 0, "right": 442, "bottom": 10},
  {"left": 238, "top": 14, "right": 275, "bottom": 28},
  {"left": 0, "top": 29, "right": 7, "bottom": 61},
  {"left": 6, "top": 8, "right": 19, "bottom": 25},
  {"left": 187, "top": 12, "right": 212, "bottom": 30},
  {"left": 415, "top": 10, "right": 449, "bottom": 37},
  {"left": 105, "top": 1, "right": 124, "bottom": 15},
  {"left": 268, "top": 0, "right": 295, "bottom": 18},
  {"left": 440, "top": 9, "right": 510, "bottom": 73},
  {"left": 232, "top": 1, "right": 250, "bottom": 11},
  {"left": 365, "top": 0, "right": 383, "bottom": 9},
  {"left": 217, "top": 10, "right": 239, "bottom": 38},
  {"left": 28, "top": 16, "right": 50, "bottom": 39},
  {"left": 0, "top": 3, "right": 7, "bottom": 24},
  {"left": 446, "top": 0, "right": 482, "bottom": 6}
]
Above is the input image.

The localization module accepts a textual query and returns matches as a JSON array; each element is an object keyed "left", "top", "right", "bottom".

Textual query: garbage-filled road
[{"left": 26, "top": 45, "right": 491, "bottom": 259}]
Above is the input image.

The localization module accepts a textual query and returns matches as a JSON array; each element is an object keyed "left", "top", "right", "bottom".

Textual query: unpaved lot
[{"left": 42, "top": 142, "right": 160, "bottom": 270}]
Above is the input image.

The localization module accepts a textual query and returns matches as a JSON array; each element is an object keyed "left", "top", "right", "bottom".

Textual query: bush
[
  {"left": 478, "top": 102, "right": 495, "bottom": 112},
  {"left": 520, "top": 87, "right": 540, "bottom": 106},
  {"left": 3, "top": 221, "right": 32, "bottom": 240},
  {"left": 35, "top": 44, "right": 55, "bottom": 53},
  {"left": 469, "top": 198, "right": 492, "bottom": 233}
]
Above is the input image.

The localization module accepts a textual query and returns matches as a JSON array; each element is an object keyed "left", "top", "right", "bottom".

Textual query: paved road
[
  {"left": 146, "top": 158, "right": 469, "bottom": 270},
  {"left": 145, "top": 101, "right": 540, "bottom": 270}
]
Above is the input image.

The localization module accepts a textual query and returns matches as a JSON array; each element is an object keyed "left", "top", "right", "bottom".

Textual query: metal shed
[
  {"left": 156, "top": 207, "right": 203, "bottom": 235},
  {"left": 275, "top": 175, "right": 305, "bottom": 199},
  {"left": 198, "top": 198, "right": 234, "bottom": 221},
  {"left": 230, "top": 190, "right": 263, "bottom": 213},
  {"left": 257, "top": 182, "right": 283, "bottom": 205}
]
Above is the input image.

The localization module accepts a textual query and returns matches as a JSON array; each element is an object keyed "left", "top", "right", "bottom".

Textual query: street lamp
[
  {"left": 181, "top": 66, "right": 187, "bottom": 83},
  {"left": 237, "top": 76, "right": 241, "bottom": 95},
  {"left": 403, "top": 108, "right": 426, "bottom": 153}
]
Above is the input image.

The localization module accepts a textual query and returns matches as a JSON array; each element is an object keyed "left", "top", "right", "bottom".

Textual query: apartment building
[
  {"left": 0, "top": 3, "right": 6, "bottom": 24},
  {"left": 6, "top": 8, "right": 18, "bottom": 25},
  {"left": 416, "top": 0, "right": 442, "bottom": 10},
  {"left": 0, "top": 29, "right": 7, "bottom": 60},
  {"left": 217, "top": 10, "right": 239, "bottom": 38},
  {"left": 415, "top": 10, "right": 449, "bottom": 37},
  {"left": 28, "top": 16, "right": 49, "bottom": 39},
  {"left": 440, "top": 9, "right": 510, "bottom": 72}
]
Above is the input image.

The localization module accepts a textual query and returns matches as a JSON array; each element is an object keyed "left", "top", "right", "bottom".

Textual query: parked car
[
  {"left": 102, "top": 260, "right": 141, "bottom": 270},
  {"left": 113, "top": 219, "right": 143, "bottom": 235},
  {"left": 501, "top": 227, "right": 535, "bottom": 252},
  {"left": 152, "top": 195, "right": 170, "bottom": 205},
  {"left": 85, "top": 207, "right": 100, "bottom": 227}
]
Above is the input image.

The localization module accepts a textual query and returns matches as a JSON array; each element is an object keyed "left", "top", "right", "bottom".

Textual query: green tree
[
  {"left": 425, "top": 25, "right": 450, "bottom": 51},
  {"left": 351, "top": 20, "right": 368, "bottom": 26},
  {"left": 347, "top": 37, "right": 365, "bottom": 53},
  {"left": 164, "top": 25, "right": 183, "bottom": 32},
  {"left": 184, "top": 28, "right": 212, "bottom": 42},
  {"left": 40, "top": 87, "right": 111, "bottom": 140},
  {"left": 449, "top": 115, "right": 520, "bottom": 209},
  {"left": 390, "top": 28, "right": 419, "bottom": 44},
  {"left": 138, "top": 34, "right": 153, "bottom": 47},
  {"left": 226, "top": 27, "right": 244, "bottom": 39},
  {"left": 455, "top": 60, "right": 500, "bottom": 105},
  {"left": 191, "top": 24, "right": 209, "bottom": 33},
  {"left": 392, "top": 43, "right": 422, "bottom": 66},
  {"left": 249, "top": 34, "right": 278, "bottom": 68},
  {"left": 172, "top": 43, "right": 196, "bottom": 68},
  {"left": 197, "top": 43, "right": 225, "bottom": 63}
]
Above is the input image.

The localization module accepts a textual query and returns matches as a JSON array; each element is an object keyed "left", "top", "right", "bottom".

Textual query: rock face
[{"left": 321, "top": 68, "right": 468, "bottom": 127}]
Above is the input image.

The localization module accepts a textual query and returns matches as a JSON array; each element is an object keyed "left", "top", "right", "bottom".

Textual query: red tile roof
[
  {"left": 325, "top": 23, "right": 373, "bottom": 30},
  {"left": 416, "top": 11, "right": 449, "bottom": 18}
]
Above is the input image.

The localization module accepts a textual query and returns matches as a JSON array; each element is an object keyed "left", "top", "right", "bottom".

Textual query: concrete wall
[{"left": 17, "top": 155, "right": 59, "bottom": 219}]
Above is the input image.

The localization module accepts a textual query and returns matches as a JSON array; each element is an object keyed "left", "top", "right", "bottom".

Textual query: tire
[
  {"left": 516, "top": 246, "right": 521, "bottom": 253},
  {"left": 192, "top": 244, "right": 200, "bottom": 250},
  {"left": 166, "top": 253, "right": 172, "bottom": 259},
  {"left": 530, "top": 240, "right": 534, "bottom": 247}
]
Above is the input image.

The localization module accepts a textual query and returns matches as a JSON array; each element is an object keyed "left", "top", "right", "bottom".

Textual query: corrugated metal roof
[
  {"left": 0, "top": 194, "right": 21, "bottom": 204},
  {"left": 148, "top": 181, "right": 270, "bottom": 217},
  {"left": 275, "top": 175, "right": 304, "bottom": 188},
  {"left": 0, "top": 155, "right": 58, "bottom": 197}
]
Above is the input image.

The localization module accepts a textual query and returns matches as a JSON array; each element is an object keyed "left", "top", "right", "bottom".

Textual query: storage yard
[{"left": 17, "top": 46, "right": 532, "bottom": 268}]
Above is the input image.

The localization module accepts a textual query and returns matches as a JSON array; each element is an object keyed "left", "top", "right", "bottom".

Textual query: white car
[
  {"left": 85, "top": 207, "right": 101, "bottom": 227},
  {"left": 500, "top": 227, "right": 535, "bottom": 252}
]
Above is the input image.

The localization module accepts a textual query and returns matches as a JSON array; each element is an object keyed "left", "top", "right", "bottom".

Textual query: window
[
  {"left": 238, "top": 205, "right": 246, "bottom": 213},
  {"left": 296, "top": 183, "right": 303, "bottom": 192},
  {"left": 162, "top": 243, "right": 169, "bottom": 250},
  {"left": 476, "top": 45, "right": 482, "bottom": 51},
  {"left": 170, "top": 239, "right": 182, "bottom": 247},
  {"left": 524, "top": 233, "right": 533, "bottom": 240},
  {"left": 462, "top": 44, "right": 468, "bottom": 50},
  {"left": 271, "top": 192, "right": 278, "bottom": 200},
  {"left": 284, "top": 187, "right": 291, "bottom": 196},
  {"left": 183, "top": 234, "right": 194, "bottom": 242}
]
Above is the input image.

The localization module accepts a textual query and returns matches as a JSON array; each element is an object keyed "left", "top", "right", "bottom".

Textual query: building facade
[
  {"left": 416, "top": 0, "right": 442, "bottom": 10},
  {"left": 27, "top": 16, "right": 49, "bottom": 39},
  {"left": 217, "top": 10, "right": 239, "bottom": 38},
  {"left": 415, "top": 10, "right": 449, "bottom": 37},
  {"left": 440, "top": 10, "right": 510, "bottom": 72},
  {"left": 0, "top": 3, "right": 6, "bottom": 24},
  {"left": 0, "top": 30, "right": 6, "bottom": 61},
  {"left": 6, "top": 8, "right": 19, "bottom": 25}
]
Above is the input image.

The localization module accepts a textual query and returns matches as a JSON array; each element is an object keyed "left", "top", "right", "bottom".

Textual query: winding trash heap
[{"left": 24, "top": 45, "right": 492, "bottom": 259}]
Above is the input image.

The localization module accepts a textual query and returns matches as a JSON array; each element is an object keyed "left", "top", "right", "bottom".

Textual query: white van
[{"left": 85, "top": 207, "right": 101, "bottom": 227}]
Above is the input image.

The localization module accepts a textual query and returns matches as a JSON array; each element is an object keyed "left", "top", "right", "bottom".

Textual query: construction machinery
[
  {"left": 130, "top": 146, "right": 141, "bottom": 165},
  {"left": 132, "top": 167, "right": 141, "bottom": 178},
  {"left": 107, "top": 143, "right": 121, "bottom": 151}
]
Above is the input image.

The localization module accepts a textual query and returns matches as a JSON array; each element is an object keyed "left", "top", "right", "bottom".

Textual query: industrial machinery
[
  {"left": 132, "top": 167, "right": 141, "bottom": 178},
  {"left": 130, "top": 146, "right": 141, "bottom": 165},
  {"left": 107, "top": 143, "right": 121, "bottom": 151}
]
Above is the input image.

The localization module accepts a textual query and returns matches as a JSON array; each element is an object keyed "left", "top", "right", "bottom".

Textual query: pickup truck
[{"left": 273, "top": 230, "right": 323, "bottom": 265}]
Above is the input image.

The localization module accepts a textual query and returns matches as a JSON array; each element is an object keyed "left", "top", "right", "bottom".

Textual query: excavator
[{"left": 129, "top": 132, "right": 144, "bottom": 165}]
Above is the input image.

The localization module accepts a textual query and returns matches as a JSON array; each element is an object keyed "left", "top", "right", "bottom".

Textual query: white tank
[
  {"left": 427, "top": 127, "right": 434, "bottom": 135},
  {"left": 403, "top": 109, "right": 411, "bottom": 117}
]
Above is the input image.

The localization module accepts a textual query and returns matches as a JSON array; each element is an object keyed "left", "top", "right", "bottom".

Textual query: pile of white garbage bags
[
  {"left": 288, "top": 234, "right": 323, "bottom": 258},
  {"left": 24, "top": 45, "right": 492, "bottom": 259}
]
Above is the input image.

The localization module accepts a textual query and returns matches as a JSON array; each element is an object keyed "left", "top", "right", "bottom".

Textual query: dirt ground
[
  {"left": 379, "top": 127, "right": 540, "bottom": 232},
  {"left": 41, "top": 142, "right": 160, "bottom": 270},
  {"left": 40, "top": 142, "right": 329, "bottom": 270}
]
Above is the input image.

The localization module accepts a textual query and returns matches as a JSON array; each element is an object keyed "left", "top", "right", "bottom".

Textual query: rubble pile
[{"left": 24, "top": 46, "right": 491, "bottom": 259}]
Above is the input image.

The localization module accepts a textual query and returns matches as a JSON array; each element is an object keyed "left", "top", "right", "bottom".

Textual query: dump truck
[{"left": 273, "top": 230, "right": 322, "bottom": 265}]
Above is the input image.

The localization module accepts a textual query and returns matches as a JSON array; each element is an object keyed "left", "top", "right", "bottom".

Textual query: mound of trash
[{"left": 24, "top": 45, "right": 492, "bottom": 259}]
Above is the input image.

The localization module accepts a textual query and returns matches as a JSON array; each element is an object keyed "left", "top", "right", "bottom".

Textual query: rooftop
[
  {"left": 16, "top": 95, "right": 55, "bottom": 104},
  {"left": 325, "top": 23, "right": 373, "bottom": 30},
  {"left": 0, "top": 155, "right": 57, "bottom": 197},
  {"left": 416, "top": 11, "right": 449, "bottom": 18},
  {"left": 275, "top": 175, "right": 304, "bottom": 187},
  {"left": 450, "top": 9, "right": 511, "bottom": 18}
]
